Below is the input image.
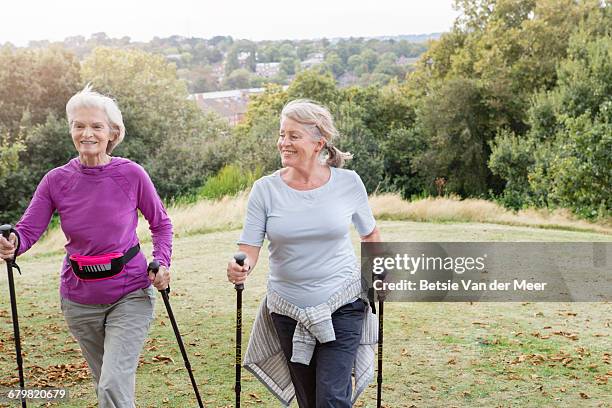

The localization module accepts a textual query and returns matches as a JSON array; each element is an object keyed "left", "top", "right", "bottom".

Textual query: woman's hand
[
  {"left": 148, "top": 265, "right": 171, "bottom": 290},
  {"left": 227, "top": 257, "right": 251, "bottom": 285},
  {"left": 0, "top": 233, "right": 17, "bottom": 261}
]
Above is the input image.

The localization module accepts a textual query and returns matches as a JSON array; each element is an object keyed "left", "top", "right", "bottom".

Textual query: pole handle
[
  {"left": 1, "top": 224, "right": 11, "bottom": 239},
  {"left": 233, "top": 252, "right": 246, "bottom": 291},
  {"left": 1, "top": 224, "right": 21, "bottom": 273},
  {"left": 148, "top": 260, "right": 170, "bottom": 294}
]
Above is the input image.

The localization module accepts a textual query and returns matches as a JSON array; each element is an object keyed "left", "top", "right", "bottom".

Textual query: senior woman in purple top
[{"left": 0, "top": 85, "right": 172, "bottom": 407}]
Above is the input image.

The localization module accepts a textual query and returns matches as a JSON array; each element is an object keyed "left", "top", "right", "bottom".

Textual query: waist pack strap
[{"left": 122, "top": 244, "right": 141, "bottom": 263}]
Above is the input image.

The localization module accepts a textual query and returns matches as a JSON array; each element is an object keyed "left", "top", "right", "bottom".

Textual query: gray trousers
[{"left": 61, "top": 287, "right": 156, "bottom": 408}]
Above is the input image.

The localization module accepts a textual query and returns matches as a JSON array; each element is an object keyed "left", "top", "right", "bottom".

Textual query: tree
[
  {"left": 225, "top": 40, "right": 257, "bottom": 75},
  {"left": 81, "top": 47, "right": 231, "bottom": 197},
  {"left": 287, "top": 70, "right": 339, "bottom": 106},
  {"left": 489, "top": 29, "right": 612, "bottom": 217},
  {"left": 232, "top": 85, "right": 289, "bottom": 172},
  {"left": 279, "top": 57, "right": 299, "bottom": 76},
  {"left": 0, "top": 45, "right": 81, "bottom": 134},
  {"left": 223, "top": 68, "right": 252, "bottom": 89},
  {"left": 0, "top": 133, "right": 24, "bottom": 182},
  {"left": 0, "top": 46, "right": 81, "bottom": 221},
  {"left": 323, "top": 52, "right": 344, "bottom": 77},
  {"left": 414, "top": 77, "right": 502, "bottom": 196}
]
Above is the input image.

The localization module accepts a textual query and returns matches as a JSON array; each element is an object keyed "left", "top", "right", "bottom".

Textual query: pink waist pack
[{"left": 69, "top": 244, "right": 140, "bottom": 281}]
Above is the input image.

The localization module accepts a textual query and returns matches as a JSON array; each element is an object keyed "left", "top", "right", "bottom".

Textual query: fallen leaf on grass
[
  {"left": 575, "top": 347, "right": 590, "bottom": 357},
  {"left": 561, "top": 358, "right": 573, "bottom": 367},
  {"left": 513, "top": 354, "right": 546, "bottom": 365},
  {"left": 25, "top": 362, "right": 90, "bottom": 387},
  {"left": 531, "top": 332, "right": 551, "bottom": 339},
  {"left": 248, "top": 392, "right": 262, "bottom": 402},
  {"left": 552, "top": 331, "right": 579, "bottom": 340},
  {"left": 152, "top": 355, "right": 175, "bottom": 363}
]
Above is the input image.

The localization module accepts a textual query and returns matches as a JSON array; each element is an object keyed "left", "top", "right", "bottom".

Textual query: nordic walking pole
[
  {"left": 1, "top": 224, "right": 26, "bottom": 408},
  {"left": 377, "top": 297, "right": 384, "bottom": 408},
  {"left": 375, "top": 272, "right": 386, "bottom": 408},
  {"left": 233, "top": 252, "right": 247, "bottom": 408},
  {"left": 148, "top": 261, "right": 204, "bottom": 408}
]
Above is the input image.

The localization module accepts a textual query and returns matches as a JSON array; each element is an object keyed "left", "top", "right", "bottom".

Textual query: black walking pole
[
  {"left": 376, "top": 297, "right": 384, "bottom": 408},
  {"left": 148, "top": 261, "right": 204, "bottom": 408},
  {"left": 375, "top": 272, "right": 386, "bottom": 408},
  {"left": 1, "top": 224, "right": 26, "bottom": 408},
  {"left": 233, "top": 252, "right": 246, "bottom": 408}
]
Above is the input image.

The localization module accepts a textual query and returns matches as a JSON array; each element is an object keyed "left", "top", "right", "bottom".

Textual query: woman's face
[
  {"left": 70, "top": 107, "right": 115, "bottom": 158},
  {"left": 278, "top": 117, "right": 323, "bottom": 168}
]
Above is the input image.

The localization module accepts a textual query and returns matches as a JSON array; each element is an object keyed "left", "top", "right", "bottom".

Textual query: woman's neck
[
  {"left": 79, "top": 153, "right": 111, "bottom": 167},
  {"left": 283, "top": 164, "right": 330, "bottom": 190}
]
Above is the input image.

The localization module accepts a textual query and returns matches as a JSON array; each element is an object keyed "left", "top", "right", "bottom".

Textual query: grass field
[{"left": 0, "top": 220, "right": 610, "bottom": 407}]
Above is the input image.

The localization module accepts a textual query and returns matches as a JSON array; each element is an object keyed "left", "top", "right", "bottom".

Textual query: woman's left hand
[{"left": 148, "top": 265, "right": 171, "bottom": 291}]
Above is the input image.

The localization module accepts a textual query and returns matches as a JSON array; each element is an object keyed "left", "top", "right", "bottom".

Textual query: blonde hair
[
  {"left": 280, "top": 99, "right": 352, "bottom": 168},
  {"left": 66, "top": 84, "right": 125, "bottom": 154}
]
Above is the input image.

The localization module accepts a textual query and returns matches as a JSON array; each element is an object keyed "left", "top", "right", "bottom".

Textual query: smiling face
[
  {"left": 278, "top": 117, "right": 324, "bottom": 169},
  {"left": 70, "top": 107, "right": 116, "bottom": 161}
]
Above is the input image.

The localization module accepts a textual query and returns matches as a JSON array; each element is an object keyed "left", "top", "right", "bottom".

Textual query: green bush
[{"left": 198, "top": 164, "right": 262, "bottom": 200}]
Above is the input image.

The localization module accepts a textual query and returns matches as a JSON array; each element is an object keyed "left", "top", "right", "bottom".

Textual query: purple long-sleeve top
[{"left": 15, "top": 157, "right": 173, "bottom": 304}]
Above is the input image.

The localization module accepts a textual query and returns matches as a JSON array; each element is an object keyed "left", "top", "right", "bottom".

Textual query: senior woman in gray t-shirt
[{"left": 227, "top": 99, "right": 381, "bottom": 407}]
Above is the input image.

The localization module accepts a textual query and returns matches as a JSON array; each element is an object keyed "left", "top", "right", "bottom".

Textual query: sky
[{"left": 0, "top": 0, "right": 459, "bottom": 46}]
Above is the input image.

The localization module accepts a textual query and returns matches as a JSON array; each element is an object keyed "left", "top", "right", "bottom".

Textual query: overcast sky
[{"left": 1, "top": 0, "right": 459, "bottom": 46}]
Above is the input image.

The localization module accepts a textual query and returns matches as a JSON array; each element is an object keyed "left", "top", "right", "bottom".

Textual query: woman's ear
[
  {"left": 110, "top": 126, "right": 119, "bottom": 142},
  {"left": 316, "top": 138, "right": 326, "bottom": 153}
]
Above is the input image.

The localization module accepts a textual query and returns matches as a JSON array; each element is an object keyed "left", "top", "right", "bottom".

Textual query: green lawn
[{"left": 0, "top": 221, "right": 610, "bottom": 407}]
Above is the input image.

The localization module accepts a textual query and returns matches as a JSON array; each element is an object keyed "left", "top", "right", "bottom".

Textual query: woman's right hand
[
  {"left": 0, "top": 233, "right": 17, "bottom": 261},
  {"left": 227, "top": 257, "right": 251, "bottom": 285}
]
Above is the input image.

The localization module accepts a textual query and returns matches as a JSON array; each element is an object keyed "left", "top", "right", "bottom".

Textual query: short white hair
[{"left": 66, "top": 84, "right": 125, "bottom": 154}]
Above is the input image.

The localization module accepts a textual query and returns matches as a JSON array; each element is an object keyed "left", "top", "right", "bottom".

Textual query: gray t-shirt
[{"left": 238, "top": 167, "right": 376, "bottom": 307}]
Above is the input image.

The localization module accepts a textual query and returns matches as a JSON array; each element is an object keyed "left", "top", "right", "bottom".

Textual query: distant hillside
[
  {"left": 7, "top": 32, "right": 433, "bottom": 92},
  {"left": 373, "top": 33, "right": 443, "bottom": 43}
]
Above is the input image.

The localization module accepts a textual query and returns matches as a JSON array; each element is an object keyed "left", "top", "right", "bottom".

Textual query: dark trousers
[{"left": 271, "top": 299, "right": 366, "bottom": 408}]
